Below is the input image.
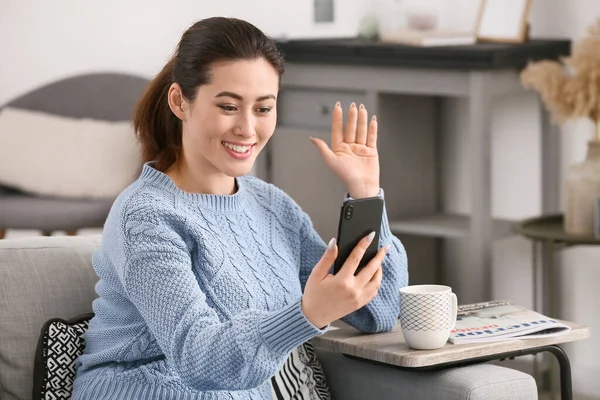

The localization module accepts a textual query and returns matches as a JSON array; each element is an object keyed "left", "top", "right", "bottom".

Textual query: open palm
[{"left": 311, "top": 102, "right": 380, "bottom": 199}]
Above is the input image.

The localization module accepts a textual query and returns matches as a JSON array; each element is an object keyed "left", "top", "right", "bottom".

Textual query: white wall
[
  {"left": 0, "top": 0, "right": 366, "bottom": 105},
  {"left": 1, "top": 0, "right": 599, "bottom": 396}
]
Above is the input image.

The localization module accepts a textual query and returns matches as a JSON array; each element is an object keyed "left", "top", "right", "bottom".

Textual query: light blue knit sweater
[{"left": 72, "top": 163, "right": 408, "bottom": 399}]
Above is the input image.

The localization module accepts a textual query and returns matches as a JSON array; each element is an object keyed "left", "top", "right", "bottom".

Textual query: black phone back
[{"left": 334, "top": 197, "right": 384, "bottom": 275}]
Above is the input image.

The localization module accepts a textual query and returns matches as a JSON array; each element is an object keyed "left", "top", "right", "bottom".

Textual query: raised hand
[{"left": 311, "top": 102, "right": 380, "bottom": 199}]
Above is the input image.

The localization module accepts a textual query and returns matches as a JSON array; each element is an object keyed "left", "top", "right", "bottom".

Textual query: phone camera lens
[{"left": 345, "top": 205, "right": 353, "bottom": 220}]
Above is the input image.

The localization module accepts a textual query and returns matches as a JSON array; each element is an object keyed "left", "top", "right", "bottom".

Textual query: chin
[
  {"left": 221, "top": 163, "right": 255, "bottom": 178},
  {"left": 215, "top": 147, "right": 261, "bottom": 177}
]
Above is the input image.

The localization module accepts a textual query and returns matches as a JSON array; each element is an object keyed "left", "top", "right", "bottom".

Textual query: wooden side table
[
  {"left": 313, "top": 318, "right": 590, "bottom": 400},
  {"left": 513, "top": 215, "right": 600, "bottom": 396},
  {"left": 513, "top": 214, "right": 600, "bottom": 319}
]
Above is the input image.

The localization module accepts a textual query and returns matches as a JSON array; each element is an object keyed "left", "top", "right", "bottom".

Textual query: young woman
[{"left": 72, "top": 16, "right": 408, "bottom": 399}]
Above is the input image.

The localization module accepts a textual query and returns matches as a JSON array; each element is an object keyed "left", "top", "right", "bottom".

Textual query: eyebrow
[{"left": 215, "top": 91, "right": 276, "bottom": 102}]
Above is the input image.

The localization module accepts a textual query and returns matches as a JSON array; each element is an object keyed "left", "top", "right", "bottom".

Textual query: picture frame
[{"left": 476, "top": 0, "right": 532, "bottom": 43}]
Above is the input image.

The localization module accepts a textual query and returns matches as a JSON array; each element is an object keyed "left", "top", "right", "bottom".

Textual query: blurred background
[{"left": 1, "top": 0, "right": 600, "bottom": 398}]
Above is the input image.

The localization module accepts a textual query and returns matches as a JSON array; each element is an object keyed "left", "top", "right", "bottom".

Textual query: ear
[{"left": 167, "top": 83, "right": 188, "bottom": 121}]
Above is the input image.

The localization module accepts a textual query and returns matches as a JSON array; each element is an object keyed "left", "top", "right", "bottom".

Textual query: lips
[
  {"left": 221, "top": 141, "right": 254, "bottom": 154},
  {"left": 221, "top": 141, "right": 256, "bottom": 160}
]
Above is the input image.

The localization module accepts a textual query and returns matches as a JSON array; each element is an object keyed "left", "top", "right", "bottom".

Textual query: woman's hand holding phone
[{"left": 301, "top": 233, "right": 391, "bottom": 329}]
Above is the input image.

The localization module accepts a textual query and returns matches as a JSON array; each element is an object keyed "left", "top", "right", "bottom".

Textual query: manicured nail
[
  {"left": 309, "top": 136, "right": 316, "bottom": 144},
  {"left": 335, "top": 101, "right": 340, "bottom": 107},
  {"left": 359, "top": 103, "right": 365, "bottom": 109},
  {"left": 371, "top": 115, "right": 377, "bottom": 122},
  {"left": 327, "top": 237, "right": 336, "bottom": 250},
  {"left": 366, "top": 231, "right": 376, "bottom": 243},
  {"left": 384, "top": 244, "right": 392, "bottom": 253},
  {"left": 350, "top": 102, "right": 356, "bottom": 108}
]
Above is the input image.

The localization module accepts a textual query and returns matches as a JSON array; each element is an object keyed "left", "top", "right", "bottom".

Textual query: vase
[{"left": 564, "top": 140, "right": 600, "bottom": 235}]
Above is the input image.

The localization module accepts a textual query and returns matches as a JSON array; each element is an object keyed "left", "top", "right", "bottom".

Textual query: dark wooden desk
[{"left": 277, "top": 38, "right": 570, "bottom": 70}]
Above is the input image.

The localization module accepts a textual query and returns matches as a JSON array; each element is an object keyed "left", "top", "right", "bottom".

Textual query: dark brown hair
[{"left": 133, "top": 17, "right": 285, "bottom": 171}]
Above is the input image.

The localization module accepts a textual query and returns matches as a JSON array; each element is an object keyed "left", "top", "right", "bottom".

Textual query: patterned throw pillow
[
  {"left": 32, "top": 313, "right": 93, "bottom": 400},
  {"left": 32, "top": 313, "right": 331, "bottom": 400},
  {"left": 270, "top": 340, "right": 332, "bottom": 400}
]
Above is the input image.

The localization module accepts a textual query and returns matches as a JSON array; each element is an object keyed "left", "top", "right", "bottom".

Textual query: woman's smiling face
[{"left": 178, "top": 58, "right": 279, "bottom": 178}]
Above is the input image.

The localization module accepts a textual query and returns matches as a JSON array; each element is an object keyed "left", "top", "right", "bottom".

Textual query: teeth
[{"left": 223, "top": 142, "right": 251, "bottom": 153}]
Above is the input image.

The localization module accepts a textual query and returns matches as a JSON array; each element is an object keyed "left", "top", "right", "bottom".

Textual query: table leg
[
  {"left": 548, "top": 241, "right": 559, "bottom": 400},
  {"left": 548, "top": 240, "right": 557, "bottom": 319},
  {"left": 532, "top": 239, "right": 560, "bottom": 395},
  {"left": 532, "top": 240, "right": 539, "bottom": 312},
  {"left": 549, "top": 346, "right": 572, "bottom": 400},
  {"left": 467, "top": 71, "right": 493, "bottom": 303},
  {"left": 532, "top": 241, "right": 541, "bottom": 384},
  {"left": 539, "top": 91, "right": 562, "bottom": 399}
]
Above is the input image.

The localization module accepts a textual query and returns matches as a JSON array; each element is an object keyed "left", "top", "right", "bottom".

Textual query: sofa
[{"left": 0, "top": 234, "right": 539, "bottom": 400}]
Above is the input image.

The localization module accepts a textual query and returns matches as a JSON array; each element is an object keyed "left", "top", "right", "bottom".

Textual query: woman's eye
[
  {"left": 256, "top": 107, "right": 272, "bottom": 114},
  {"left": 219, "top": 105, "right": 237, "bottom": 112}
]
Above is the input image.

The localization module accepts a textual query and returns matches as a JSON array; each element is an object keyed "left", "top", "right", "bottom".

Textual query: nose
[{"left": 233, "top": 113, "right": 255, "bottom": 138}]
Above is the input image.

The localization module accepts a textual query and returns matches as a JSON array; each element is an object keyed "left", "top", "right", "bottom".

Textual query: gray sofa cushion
[
  {"left": 316, "top": 350, "right": 538, "bottom": 400},
  {"left": 0, "top": 235, "right": 101, "bottom": 400}
]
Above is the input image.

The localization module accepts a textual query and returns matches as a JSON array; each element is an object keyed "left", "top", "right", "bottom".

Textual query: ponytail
[{"left": 133, "top": 58, "right": 182, "bottom": 172}]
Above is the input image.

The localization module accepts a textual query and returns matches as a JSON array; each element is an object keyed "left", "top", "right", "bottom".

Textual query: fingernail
[
  {"left": 335, "top": 101, "right": 340, "bottom": 107},
  {"left": 384, "top": 244, "right": 392, "bottom": 253},
  {"left": 359, "top": 103, "right": 365, "bottom": 109},
  {"left": 309, "top": 136, "right": 316, "bottom": 144},
  {"left": 350, "top": 102, "right": 356, "bottom": 108},
  {"left": 366, "top": 231, "right": 376, "bottom": 243},
  {"left": 327, "top": 237, "right": 336, "bottom": 250},
  {"left": 371, "top": 115, "right": 377, "bottom": 121}
]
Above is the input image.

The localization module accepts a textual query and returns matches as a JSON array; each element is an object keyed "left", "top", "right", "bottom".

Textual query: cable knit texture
[{"left": 71, "top": 162, "right": 408, "bottom": 400}]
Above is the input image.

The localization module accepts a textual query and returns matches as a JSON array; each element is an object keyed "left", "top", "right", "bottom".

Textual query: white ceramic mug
[{"left": 399, "top": 285, "right": 458, "bottom": 350}]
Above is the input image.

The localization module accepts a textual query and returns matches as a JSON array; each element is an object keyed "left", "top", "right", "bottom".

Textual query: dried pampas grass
[{"left": 521, "top": 17, "right": 600, "bottom": 141}]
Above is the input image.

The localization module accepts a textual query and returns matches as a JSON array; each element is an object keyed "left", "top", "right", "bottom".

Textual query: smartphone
[{"left": 333, "top": 197, "right": 384, "bottom": 275}]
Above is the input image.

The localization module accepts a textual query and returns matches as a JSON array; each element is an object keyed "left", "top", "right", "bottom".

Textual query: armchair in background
[{"left": 0, "top": 73, "right": 149, "bottom": 239}]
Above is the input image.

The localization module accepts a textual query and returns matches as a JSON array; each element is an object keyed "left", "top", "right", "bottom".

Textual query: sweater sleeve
[
  {"left": 116, "top": 206, "right": 326, "bottom": 391},
  {"left": 298, "top": 190, "right": 409, "bottom": 333}
]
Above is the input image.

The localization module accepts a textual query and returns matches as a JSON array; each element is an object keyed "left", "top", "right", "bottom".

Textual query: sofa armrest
[{"left": 316, "top": 349, "right": 537, "bottom": 400}]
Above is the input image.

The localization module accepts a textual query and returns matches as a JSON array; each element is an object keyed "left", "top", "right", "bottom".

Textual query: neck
[{"left": 166, "top": 157, "right": 236, "bottom": 196}]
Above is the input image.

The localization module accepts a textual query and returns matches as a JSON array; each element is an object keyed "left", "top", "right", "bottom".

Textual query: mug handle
[{"left": 450, "top": 293, "right": 458, "bottom": 329}]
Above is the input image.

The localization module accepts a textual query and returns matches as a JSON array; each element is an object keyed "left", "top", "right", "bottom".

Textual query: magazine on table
[{"left": 449, "top": 300, "right": 571, "bottom": 344}]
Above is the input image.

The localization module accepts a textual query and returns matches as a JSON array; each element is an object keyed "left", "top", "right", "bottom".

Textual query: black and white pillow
[
  {"left": 270, "top": 340, "right": 331, "bottom": 400},
  {"left": 32, "top": 313, "right": 93, "bottom": 400},
  {"left": 32, "top": 313, "right": 331, "bottom": 400}
]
